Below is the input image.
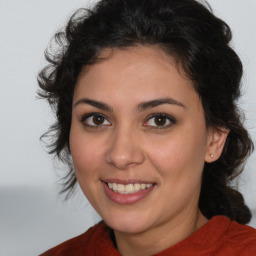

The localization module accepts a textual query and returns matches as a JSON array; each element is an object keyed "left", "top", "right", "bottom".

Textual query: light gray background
[{"left": 0, "top": 0, "right": 255, "bottom": 255}]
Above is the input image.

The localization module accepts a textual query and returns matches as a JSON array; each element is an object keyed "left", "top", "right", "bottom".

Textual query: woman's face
[{"left": 70, "top": 46, "right": 214, "bottom": 234}]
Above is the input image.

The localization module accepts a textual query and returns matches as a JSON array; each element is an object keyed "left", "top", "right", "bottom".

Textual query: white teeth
[
  {"left": 134, "top": 183, "right": 141, "bottom": 192},
  {"left": 107, "top": 182, "right": 153, "bottom": 194},
  {"left": 126, "top": 184, "right": 134, "bottom": 193},
  {"left": 113, "top": 183, "right": 118, "bottom": 191},
  {"left": 141, "top": 184, "right": 146, "bottom": 189},
  {"left": 117, "top": 184, "right": 125, "bottom": 193}
]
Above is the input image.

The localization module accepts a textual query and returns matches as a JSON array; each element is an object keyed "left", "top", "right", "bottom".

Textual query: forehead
[
  {"left": 74, "top": 45, "right": 199, "bottom": 109},
  {"left": 80, "top": 45, "right": 188, "bottom": 81}
]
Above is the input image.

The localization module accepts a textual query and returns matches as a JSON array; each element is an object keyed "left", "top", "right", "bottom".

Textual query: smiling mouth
[
  {"left": 106, "top": 182, "right": 153, "bottom": 194},
  {"left": 102, "top": 180, "right": 156, "bottom": 204}
]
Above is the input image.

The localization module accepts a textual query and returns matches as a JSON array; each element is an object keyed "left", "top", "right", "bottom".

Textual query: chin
[{"left": 103, "top": 210, "right": 155, "bottom": 234}]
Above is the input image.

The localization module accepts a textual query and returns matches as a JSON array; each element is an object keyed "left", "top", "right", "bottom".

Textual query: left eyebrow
[
  {"left": 137, "top": 98, "right": 185, "bottom": 111},
  {"left": 73, "top": 98, "right": 113, "bottom": 112}
]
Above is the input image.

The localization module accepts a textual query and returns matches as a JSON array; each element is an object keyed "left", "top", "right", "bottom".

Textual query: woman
[{"left": 39, "top": 0, "right": 256, "bottom": 255}]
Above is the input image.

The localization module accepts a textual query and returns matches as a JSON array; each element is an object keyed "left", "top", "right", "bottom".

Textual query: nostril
[{"left": 104, "top": 131, "right": 145, "bottom": 169}]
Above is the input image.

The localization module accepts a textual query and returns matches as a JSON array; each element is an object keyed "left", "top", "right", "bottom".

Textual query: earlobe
[{"left": 205, "top": 128, "right": 229, "bottom": 163}]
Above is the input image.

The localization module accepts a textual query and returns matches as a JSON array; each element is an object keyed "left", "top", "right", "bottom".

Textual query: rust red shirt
[{"left": 40, "top": 216, "right": 256, "bottom": 255}]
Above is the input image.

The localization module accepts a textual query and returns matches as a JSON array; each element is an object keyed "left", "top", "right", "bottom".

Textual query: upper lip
[{"left": 101, "top": 178, "right": 156, "bottom": 185}]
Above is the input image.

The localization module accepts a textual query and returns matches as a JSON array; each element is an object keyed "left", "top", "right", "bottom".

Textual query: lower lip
[{"left": 103, "top": 182, "right": 155, "bottom": 205}]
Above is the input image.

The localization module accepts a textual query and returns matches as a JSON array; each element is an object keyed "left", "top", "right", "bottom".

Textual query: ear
[{"left": 205, "top": 127, "right": 229, "bottom": 163}]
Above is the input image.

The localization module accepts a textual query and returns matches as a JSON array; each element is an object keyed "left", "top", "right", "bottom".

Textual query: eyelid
[
  {"left": 80, "top": 112, "right": 111, "bottom": 127},
  {"left": 79, "top": 112, "right": 175, "bottom": 129},
  {"left": 143, "top": 113, "right": 176, "bottom": 128}
]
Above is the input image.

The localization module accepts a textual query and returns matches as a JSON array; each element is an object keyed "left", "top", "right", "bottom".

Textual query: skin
[{"left": 70, "top": 46, "right": 228, "bottom": 256}]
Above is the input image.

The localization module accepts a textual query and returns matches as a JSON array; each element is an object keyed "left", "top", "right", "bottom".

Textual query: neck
[{"left": 114, "top": 210, "right": 208, "bottom": 256}]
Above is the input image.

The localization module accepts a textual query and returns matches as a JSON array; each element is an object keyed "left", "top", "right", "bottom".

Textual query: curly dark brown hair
[{"left": 38, "top": 0, "right": 254, "bottom": 224}]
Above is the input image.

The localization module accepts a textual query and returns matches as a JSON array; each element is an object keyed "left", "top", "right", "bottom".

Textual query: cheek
[
  {"left": 71, "top": 143, "right": 99, "bottom": 169},
  {"left": 147, "top": 130, "right": 207, "bottom": 179},
  {"left": 69, "top": 127, "right": 103, "bottom": 178}
]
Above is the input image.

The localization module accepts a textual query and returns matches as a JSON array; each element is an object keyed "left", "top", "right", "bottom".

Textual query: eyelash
[
  {"left": 80, "top": 112, "right": 176, "bottom": 129},
  {"left": 143, "top": 113, "right": 176, "bottom": 129},
  {"left": 80, "top": 112, "right": 111, "bottom": 128}
]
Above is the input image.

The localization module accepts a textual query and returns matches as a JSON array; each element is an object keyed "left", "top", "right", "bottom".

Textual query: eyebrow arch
[
  {"left": 74, "top": 98, "right": 113, "bottom": 112},
  {"left": 74, "top": 97, "right": 185, "bottom": 112},
  {"left": 137, "top": 98, "right": 185, "bottom": 111}
]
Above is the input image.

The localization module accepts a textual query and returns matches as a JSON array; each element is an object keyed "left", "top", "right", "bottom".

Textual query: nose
[{"left": 105, "top": 127, "right": 145, "bottom": 170}]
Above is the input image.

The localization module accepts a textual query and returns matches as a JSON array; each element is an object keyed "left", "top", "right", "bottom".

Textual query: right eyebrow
[
  {"left": 137, "top": 97, "right": 185, "bottom": 111},
  {"left": 73, "top": 98, "right": 113, "bottom": 112}
]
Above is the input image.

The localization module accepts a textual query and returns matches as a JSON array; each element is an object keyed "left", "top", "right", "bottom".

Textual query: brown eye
[
  {"left": 82, "top": 113, "right": 111, "bottom": 127},
  {"left": 144, "top": 114, "right": 175, "bottom": 128},
  {"left": 154, "top": 116, "right": 167, "bottom": 126},
  {"left": 92, "top": 116, "right": 105, "bottom": 125}
]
